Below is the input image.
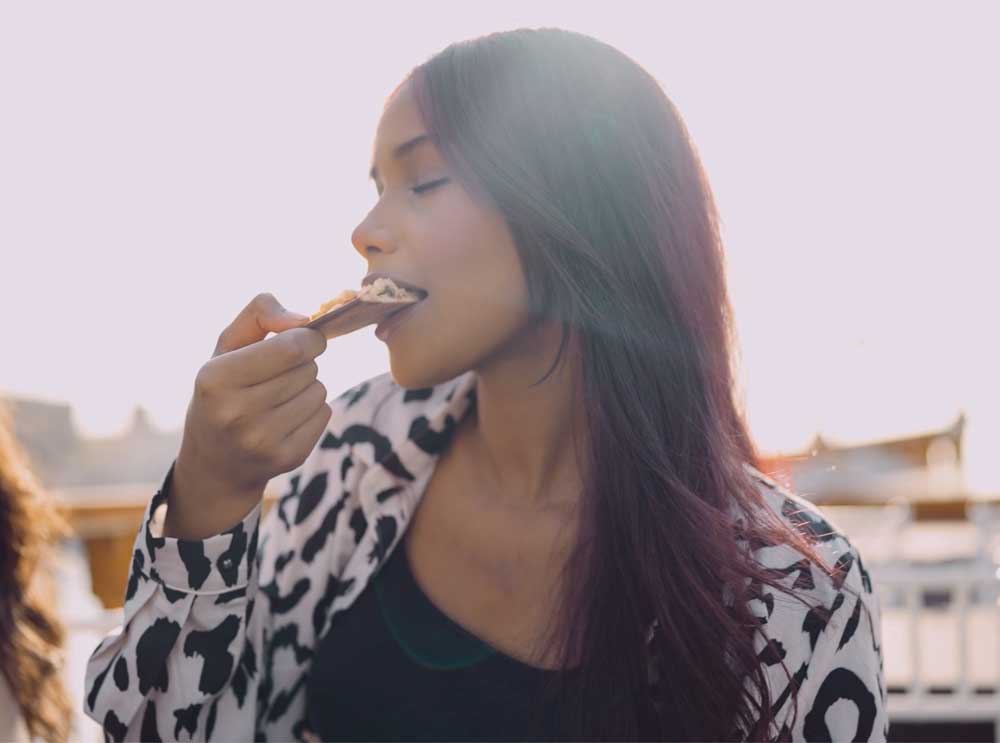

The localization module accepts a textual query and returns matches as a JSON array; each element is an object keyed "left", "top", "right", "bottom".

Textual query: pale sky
[{"left": 1, "top": 2, "right": 997, "bottom": 492}]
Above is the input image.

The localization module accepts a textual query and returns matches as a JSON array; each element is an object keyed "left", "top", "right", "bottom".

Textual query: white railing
[
  {"left": 822, "top": 500, "right": 1000, "bottom": 737},
  {"left": 859, "top": 500, "right": 1000, "bottom": 738}
]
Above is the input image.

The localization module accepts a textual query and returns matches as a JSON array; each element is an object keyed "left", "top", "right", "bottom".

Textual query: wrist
[
  {"left": 173, "top": 448, "right": 263, "bottom": 502},
  {"left": 164, "top": 451, "right": 264, "bottom": 539}
]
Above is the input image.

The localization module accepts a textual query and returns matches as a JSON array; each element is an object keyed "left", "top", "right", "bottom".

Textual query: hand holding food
[
  {"left": 164, "top": 276, "right": 426, "bottom": 538},
  {"left": 165, "top": 293, "right": 331, "bottom": 539}
]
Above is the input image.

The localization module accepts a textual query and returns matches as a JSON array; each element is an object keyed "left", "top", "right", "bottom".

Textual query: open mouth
[
  {"left": 306, "top": 276, "right": 428, "bottom": 340},
  {"left": 361, "top": 272, "right": 429, "bottom": 301},
  {"left": 369, "top": 281, "right": 428, "bottom": 303}
]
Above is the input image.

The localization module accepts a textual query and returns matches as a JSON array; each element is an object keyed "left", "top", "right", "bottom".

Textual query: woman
[
  {"left": 86, "top": 28, "right": 886, "bottom": 741},
  {"left": 0, "top": 406, "right": 73, "bottom": 742}
]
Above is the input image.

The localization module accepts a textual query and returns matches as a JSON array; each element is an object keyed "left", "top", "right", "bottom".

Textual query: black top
[{"left": 305, "top": 537, "right": 573, "bottom": 741}]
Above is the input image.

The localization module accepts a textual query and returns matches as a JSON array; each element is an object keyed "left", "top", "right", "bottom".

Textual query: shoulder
[
  {"left": 741, "top": 465, "right": 873, "bottom": 619},
  {"left": 740, "top": 466, "right": 887, "bottom": 740}
]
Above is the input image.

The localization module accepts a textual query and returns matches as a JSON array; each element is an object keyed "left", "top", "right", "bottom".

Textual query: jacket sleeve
[
  {"left": 83, "top": 463, "right": 268, "bottom": 741},
  {"left": 776, "top": 545, "right": 889, "bottom": 742}
]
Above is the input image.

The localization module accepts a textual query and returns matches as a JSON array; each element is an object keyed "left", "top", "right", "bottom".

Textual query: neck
[{"left": 463, "top": 321, "right": 588, "bottom": 512}]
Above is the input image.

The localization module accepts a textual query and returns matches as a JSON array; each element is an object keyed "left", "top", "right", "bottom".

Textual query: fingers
[
  {"left": 257, "top": 379, "right": 329, "bottom": 449},
  {"left": 211, "top": 327, "right": 327, "bottom": 388},
  {"left": 214, "top": 293, "right": 311, "bottom": 357},
  {"left": 275, "top": 403, "right": 335, "bottom": 473},
  {"left": 241, "top": 360, "right": 320, "bottom": 417},
  {"left": 178, "top": 292, "right": 336, "bottom": 511}
]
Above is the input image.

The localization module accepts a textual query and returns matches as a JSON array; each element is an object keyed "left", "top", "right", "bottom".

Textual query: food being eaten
[
  {"left": 306, "top": 277, "right": 427, "bottom": 339},
  {"left": 309, "top": 290, "right": 359, "bottom": 321}
]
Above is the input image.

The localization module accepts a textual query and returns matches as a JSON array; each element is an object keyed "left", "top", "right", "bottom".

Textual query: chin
[{"left": 386, "top": 353, "right": 471, "bottom": 391}]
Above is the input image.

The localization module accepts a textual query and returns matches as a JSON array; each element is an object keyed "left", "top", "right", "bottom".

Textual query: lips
[{"left": 375, "top": 297, "right": 423, "bottom": 340}]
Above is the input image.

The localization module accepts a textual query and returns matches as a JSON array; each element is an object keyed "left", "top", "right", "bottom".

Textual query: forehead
[{"left": 373, "top": 82, "right": 425, "bottom": 151}]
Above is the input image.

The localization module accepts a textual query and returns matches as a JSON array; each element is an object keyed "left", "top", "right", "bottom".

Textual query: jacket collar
[{"left": 353, "top": 370, "right": 478, "bottom": 524}]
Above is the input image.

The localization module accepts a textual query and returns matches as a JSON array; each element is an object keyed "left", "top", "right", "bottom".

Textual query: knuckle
[
  {"left": 282, "top": 332, "right": 309, "bottom": 366},
  {"left": 213, "top": 402, "right": 241, "bottom": 430},
  {"left": 312, "top": 380, "right": 328, "bottom": 403},
  {"left": 194, "top": 362, "right": 219, "bottom": 395},
  {"left": 215, "top": 328, "right": 232, "bottom": 351},
  {"left": 237, "top": 427, "right": 265, "bottom": 456},
  {"left": 289, "top": 329, "right": 325, "bottom": 362},
  {"left": 311, "top": 330, "right": 328, "bottom": 358},
  {"left": 267, "top": 444, "right": 291, "bottom": 472},
  {"left": 312, "top": 331, "right": 328, "bottom": 357},
  {"left": 277, "top": 443, "right": 308, "bottom": 473},
  {"left": 252, "top": 292, "right": 276, "bottom": 310},
  {"left": 294, "top": 332, "right": 314, "bottom": 362}
]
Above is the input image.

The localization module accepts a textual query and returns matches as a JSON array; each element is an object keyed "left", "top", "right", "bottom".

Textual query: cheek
[
  {"left": 421, "top": 194, "right": 529, "bottom": 322},
  {"left": 388, "top": 205, "right": 532, "bottom": 382},
  {"left": 436, "top": 212, "right": 529, "bottom": 334}
]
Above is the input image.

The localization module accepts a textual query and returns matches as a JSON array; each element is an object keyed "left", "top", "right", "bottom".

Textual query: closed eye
[{"left": 411, "top": 177, "right": 450, "bottom": 195}]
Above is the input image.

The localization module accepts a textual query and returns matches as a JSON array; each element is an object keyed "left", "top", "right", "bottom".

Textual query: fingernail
[{"left": 288, "top": 312, "right": 310, "bottom": 321}]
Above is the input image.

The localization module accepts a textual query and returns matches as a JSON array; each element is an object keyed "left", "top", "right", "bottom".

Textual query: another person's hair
[
  {"left": 0, "top": 405, "right": 72, "bottom": 742},
  {"left": 406, "top": 28, "right": 856, "bottom": 740}
]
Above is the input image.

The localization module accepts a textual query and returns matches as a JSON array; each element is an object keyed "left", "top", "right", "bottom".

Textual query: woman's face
[{"left": 352, "top": 81, "right": 534, "bottom": 389}]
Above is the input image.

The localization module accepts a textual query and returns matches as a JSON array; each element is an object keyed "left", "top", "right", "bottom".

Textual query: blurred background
[{"left": 1, "top": 2, "right": 997, "bottom": 740}]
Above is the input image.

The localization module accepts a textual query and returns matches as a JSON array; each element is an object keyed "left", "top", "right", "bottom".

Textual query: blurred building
[
  {"left": 1, "top": 395, "right": 180, "bottom": 488},
  {"left": 1, "top": 392, "right": 287, "bottom": 610},
  {"left": 759, "top": 413, "right": 968, "bottom": 504}
]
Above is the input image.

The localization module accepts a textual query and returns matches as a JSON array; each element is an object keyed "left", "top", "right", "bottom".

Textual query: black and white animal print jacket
[{"left": 85, "top": 369, "right": 889, "bottom": 741}]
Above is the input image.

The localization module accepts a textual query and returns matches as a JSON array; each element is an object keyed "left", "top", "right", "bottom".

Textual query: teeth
[
  {"left": 395, "top": 283, "right": 428, "bottom": 299},
  {"left": 363, "top": 277, "right": 426, "bottom": 302}
]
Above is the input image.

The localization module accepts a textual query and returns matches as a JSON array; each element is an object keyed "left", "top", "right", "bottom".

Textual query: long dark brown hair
[
  {"left": 405, "top": 28, "right": 857, "bottom": 740},
  {"left": 0, "top": 404, "right": 72, "bottom": 742}
]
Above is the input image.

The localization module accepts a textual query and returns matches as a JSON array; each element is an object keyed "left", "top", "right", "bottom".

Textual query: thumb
[{"left": 214, "top": 293, "right": 311, "bottom": 356}]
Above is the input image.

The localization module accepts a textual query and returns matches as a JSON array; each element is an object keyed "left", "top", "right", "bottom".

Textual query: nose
[{"left": 351, "top": 207, "right": 396, "bottom": 261}]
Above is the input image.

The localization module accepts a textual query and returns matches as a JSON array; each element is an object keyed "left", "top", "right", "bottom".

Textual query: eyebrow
[{"left": 368, "top": 133, "right": 430, "bottom": 182}]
